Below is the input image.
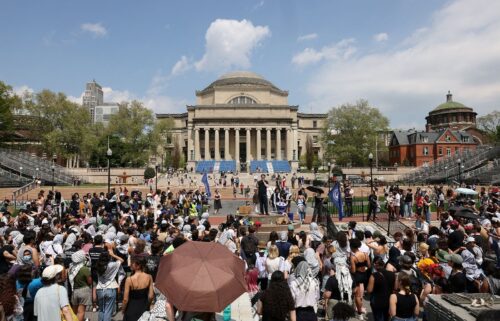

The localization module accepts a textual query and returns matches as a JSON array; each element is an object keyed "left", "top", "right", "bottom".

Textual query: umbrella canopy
[
  {"left": 306, "top": 185, "right": 325, "bottom": 194},
  {"left": 453, "top": 207, "right": 479, "bottom": 220},
  {"left": 155, "top": 241, "right": 247, "bottom": 313},
  {"left": 455, "top": 187, "right": 478, "bottom": 195}
]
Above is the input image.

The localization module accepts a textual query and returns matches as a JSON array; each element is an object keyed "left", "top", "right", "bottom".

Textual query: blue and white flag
[
  {"left": 201, "top": 173, "right": 211, "bottom": 198},
  {"left": 328, "top": 182, "right": 344, "bottom": 221}
]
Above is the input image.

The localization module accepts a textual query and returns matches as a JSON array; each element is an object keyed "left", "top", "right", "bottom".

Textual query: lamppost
[
  {"left": 444, "top": 166, "right": 448, "bottom": 185},
  {"left": 35, "top": 167, "right": 39, "bottom": 181},
  {"left": 51, "top": 165, "right": 55, "bottom": 191},
  {"left": 368, "top": 153, "right": 374, "bottom": 193},
  {"left": 457, "top": 158, "right": 462, "bottom": 185},
  {"left": 19, "top": 166, "right": 23, "bottom": 180},
  {"left": 155, "top": 164, "right": 159, "bottom": 192},
  {"left": 107, "top": 145, "right": 112, "bottom": 194}
]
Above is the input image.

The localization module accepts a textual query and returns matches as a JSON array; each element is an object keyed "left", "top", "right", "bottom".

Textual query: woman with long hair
[
  {"left": 96, "top": 248, "right": 124, "bottom": 321},
  {"left": 267, "top": 231, "right": 279, "bottom": 250},
  {"left": 367, "top": 256, "right": 396, "bottom": 321},
  {"left": 0, "top": 274, "right": 23, "bottom": 321},
  {"left": 257, "top": 271, "right": 296, "bottom": 321},
  {"left": 350, "top": 239, "right": 371, "bottom": 319},
  {"left": 289, "top": 261, "right": 320, "bottom": 321},
  {"left": 122, "top": 255, "right": 154, "bottom": 321},
  {"left": 389, "top": 274, "right": 419, "bottom": 321},
  {"left": 265, "top": 245, "right": 284, "bottom": 281}
]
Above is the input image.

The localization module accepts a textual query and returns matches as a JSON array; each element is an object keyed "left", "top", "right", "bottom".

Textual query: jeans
[
  {"left": 259, "top": 196, "right": 269, "bottom": 214},
  {"left": 345, "top": 199, "right": 353, "bottom": 216},
  {"left": 97, "top": 288, "right": 116, "bottom": 321},
  {"left": 371, "top": 305, "right": 389, "bottom": 321},
  {"left": 425, "top": 209, "right": 431, "bottom": 223},
  {"left": 404, "top": 202, "right": 412, "bottom": 217}
]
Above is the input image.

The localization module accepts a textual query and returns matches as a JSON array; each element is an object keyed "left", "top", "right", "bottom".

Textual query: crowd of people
[{"left": 0, "top": 181, "right": 499, "bottom": 321}]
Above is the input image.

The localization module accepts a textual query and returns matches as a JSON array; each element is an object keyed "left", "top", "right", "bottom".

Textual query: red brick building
[{"left": 389, "top": 92, "right": 480, "bottom": 166}]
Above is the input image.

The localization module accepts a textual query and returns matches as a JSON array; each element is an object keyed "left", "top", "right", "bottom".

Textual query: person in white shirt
[
  {"left": 255, "top": 250, "right": 268, "bottom": 290},
  {"left": 288, "top": 261, "right": 320, "bottom": 320}
]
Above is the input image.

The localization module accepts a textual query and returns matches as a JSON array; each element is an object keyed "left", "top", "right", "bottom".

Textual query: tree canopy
[
  {"left": 322, "top": 99, "right": 389, "bottom": 167},
  {"left": 0, "top": 81, "right": 19, "bottom": 144},
  {"left": 477, "top": 110, "right": 500, "bottom": 144}
]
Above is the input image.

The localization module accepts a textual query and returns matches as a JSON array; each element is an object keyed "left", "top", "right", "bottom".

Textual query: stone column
[
  {"left": 235, "top": 129, "right": 240, "bottom": 164},
  {"left": 293, "top": 129, "right": 299, "bottom": 161},
  {"left": 194, "top": 128, "right": 200, "bottom": 161},
  {"left": 204, "top": 128, "right": 210, "bottom": 160},
  {"left": 214, "top": 128, "right": 220, "bottom": 161},
  {"left": 187, "top": 126, "right": 194, "bottom": 162},
  {"left": 224, "top": 128, "right": 230, "bottom": 160},
  {"left": 246, "top": 128, "right": 252, "bottom": 161},
  {"left": 286, "top": 128, "right": 292, "bottom": 160},
  {"left": 266, "top": 128, "right": 272, "bottom": 160},
  {"left": 256, "top": 128, "right": 262, "bottom": 160},
  {"left": 276, "top": 128, "right": 281, "bottom": 160}
]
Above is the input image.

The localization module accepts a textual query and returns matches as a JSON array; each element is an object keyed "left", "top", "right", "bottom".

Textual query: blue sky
[{"left": 2, "top": 0, "right": 499, "bottom": 128}]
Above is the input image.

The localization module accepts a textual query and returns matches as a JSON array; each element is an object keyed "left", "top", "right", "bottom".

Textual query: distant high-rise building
[{"left": 82, "top": 80, "right": 104, "bottom": 123}]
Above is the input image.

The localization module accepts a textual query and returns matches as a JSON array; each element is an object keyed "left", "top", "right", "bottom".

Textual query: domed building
[
  {"left": 156, "top": 71, "right": 327, "bottom": 172},
  {"left": 425, "top": 91, "right": 477, "bottom": 132}
]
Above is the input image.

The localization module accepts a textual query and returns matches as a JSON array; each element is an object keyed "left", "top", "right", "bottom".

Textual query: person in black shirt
[
  {"left": 447, "top": 222, "right": 465, "bottom": 251},
  {"left": 367, "top": 191, "right": 378, "bottom": 221},
  {"left": 367, "top": 257, "right": 395, "bottom": 321},
  {"left": 324, "top": 271, "right": 347, "bottom": 320},
  {"left": 88, "top": 235, "right": 106, "bottom": 308},
  {"left": 444, "top": 253, "right": 467, "bottom": 293},
  {"left": 256, "top": 174, "right": 269, "bottom": 215}
]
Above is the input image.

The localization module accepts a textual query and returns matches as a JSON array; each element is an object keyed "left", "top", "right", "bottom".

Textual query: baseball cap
[
  {"left": 464, "top": 236, "right": 476, "bottom": 244},
  {"left": 42, "top": 264, "right": 64, "bottom": 279},
  {"left": 444, "top": 253, "right": 463, "bottom": 264}
]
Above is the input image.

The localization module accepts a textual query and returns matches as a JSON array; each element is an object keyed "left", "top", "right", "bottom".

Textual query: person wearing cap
[
  {"left": 443, "top": 253, "right": 466, "bottom": 293},
  {"left": 34, "top": 264, "right": 75, "bottom": 321},
  {"left": 461, "top": 236, "right": 485, "bottom": 292}
]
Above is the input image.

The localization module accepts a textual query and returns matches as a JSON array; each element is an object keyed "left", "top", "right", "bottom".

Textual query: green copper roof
[
  {"left": 433, "top": 101, "right": 467, "bottom": 111},
  {"left": 432, "top": 91, "right": 469, "bottom": 111}
]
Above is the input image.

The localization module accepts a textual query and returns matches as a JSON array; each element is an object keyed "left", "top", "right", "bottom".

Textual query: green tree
[
  {"left": 322, "top": 100, "right": 389, "bottom": 166},
  {"left": 477, "top": 111, "right": 500, "bottom": 143},
  {"left": 144, "top": 167, "right": 156, "bottom": 180},
  {"left": 0, "top": 81, "right": 19, "bottom": 144},
  {"left": 104, "top": 100, "right": 156, "bottom": 167},
  {"left": 305, "top": 134, "right": 314, "bottom": 170},
  {"left": 24, "top": 89, "right": 96, "bottom": 164}
]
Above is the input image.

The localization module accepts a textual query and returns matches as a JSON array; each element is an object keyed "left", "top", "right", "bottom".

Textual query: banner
[
  {"left": 201, "top": 173, "right": 211, "bottom": 198},
  {"left": 328, "top": 181, "right": 344, "bottom": 221}
]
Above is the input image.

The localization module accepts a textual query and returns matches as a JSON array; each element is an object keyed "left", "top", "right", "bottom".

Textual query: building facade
[
  {"left": 389, "top": 92, "right": 480, "bottom": 167},
  {"left": 156, "top": 71, "right": 327, "bottom": 172},
  {"left": 82, "top": 80, "right": 119, "bottom": 124}
]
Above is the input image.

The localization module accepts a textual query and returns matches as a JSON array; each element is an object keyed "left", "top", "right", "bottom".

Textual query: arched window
[{"left": 228, "top": 96, "right": 257, "bottom": 104}]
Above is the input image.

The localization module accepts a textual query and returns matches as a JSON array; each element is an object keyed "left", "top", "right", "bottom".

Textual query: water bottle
[{"left": 223, "top": 305, "right": 231, "bottom": 321}]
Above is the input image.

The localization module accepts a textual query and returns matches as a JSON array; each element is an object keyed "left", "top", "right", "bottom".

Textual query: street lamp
[
  {"left": 19, "top": 166, "right": 23, "bottom": 180},
  {"left": 51, "top": 165, "right": 55, "bottom": 191},
  {"left": 444, "top": 166, "right": 448, "bottom": 185},
  {"left": 107, "top": 145, "right": 112, "bottom": 194},
  {"left": 368, "top": 153, "right": 374, "bottom": 193},
  {"left": 457, "top": 158, "right": 462, "bottom": 185},
  {"left": 155, "top": 165, "right": 159, "bottom": 192}
]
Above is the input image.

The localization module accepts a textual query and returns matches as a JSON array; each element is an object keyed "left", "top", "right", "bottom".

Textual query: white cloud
[
  {"left": 373, "top": 32, "right": 389, "bottom": 42},
  {"left": 300, "top": 0, "right": 500, "bottom": 128},
  {"left": 297, "top": 33, "right": 318, "bottom": 42},
  {"left": 194, "top": 19, "right": 271, "bottom": 72},
  {"left": 81, "top": 23, "right": 107, "bottom": 38},
  {"left": 13, "top": 85, "right": 34, "bottom": 97},
  {"left": 292, "top": 38, "right": 356, "bottom": 66},
  {"left": 170, "top": 56, "right": 191, "bottom": 76}
]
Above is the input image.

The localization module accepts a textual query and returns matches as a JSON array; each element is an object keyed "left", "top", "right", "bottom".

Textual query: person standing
[
  {"left": 122, "top": 256, "right": 154, "bottom": 321},
  {"left": 367, "top": 257, "right": 395, "bottom": 321},
  {"left": 257, "top": 271, "right": 296, "bottom": 321},
  {"left": 344, "top": 184, "right": 354, "bottom": 217},
  {"left": 96, "top": 250, "right": 124, "bottom": 321},
  {"left": 257, "top": 174, "right": 270, "bottom": 215},
  {"left": 367, "top": 190, "right": 378, "bottom": 221},
  {"left": 69, "top": 250, "right": 92, "bottom": 321},
  {"left": 33, "top": 265, "right": 74, "bottom": 321},
  {"left": 213, "top": 189, "right": 222, "bottom": 215},
  {"left": 389, "top": 274, "right": 419, "bottom": 321}
]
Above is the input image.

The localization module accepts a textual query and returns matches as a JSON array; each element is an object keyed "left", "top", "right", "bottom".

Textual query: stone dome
[{"left": 197, "top": 71, "right": 286, "bottom": 95}]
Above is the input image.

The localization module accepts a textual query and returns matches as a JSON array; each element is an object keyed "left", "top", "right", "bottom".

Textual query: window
[
  {"left": 423, "top": 147, "right": 429, "bottom": 155},
  {"left": 462, "top": 136, "right": 469, "bottom": 143},
  {"left": 313, "top": 120, "right": 317, "bottom": 128},
  {"left": 446, "top": 135, "right": 451, "bottom": 142},
  {"left": 447, "top": 148, "right": 451, "bottom": 156},
  {"left": 438, "top": 147, "right": 443, "bottom": 155},
  {"left": 455, "top": 147, "right": 459, "bottom": 154},
  {"left": 228, "top": 96, "right": 257, "bottom": 104},
  {"left": 422, "top": 136, "right": 428, "bottom": 143}
]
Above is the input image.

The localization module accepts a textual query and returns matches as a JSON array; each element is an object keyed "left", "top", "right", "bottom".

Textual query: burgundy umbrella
[{"left": 155, "top": 241, "right": 247, "bottom": 312}]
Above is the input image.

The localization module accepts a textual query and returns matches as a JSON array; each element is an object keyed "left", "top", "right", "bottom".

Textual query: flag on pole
[
  {"left": 201, "top": 173, "right": 211, "bottom": 198},
  {"left": 328, "top": 181, "right": 344, "bottom": 221}
]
